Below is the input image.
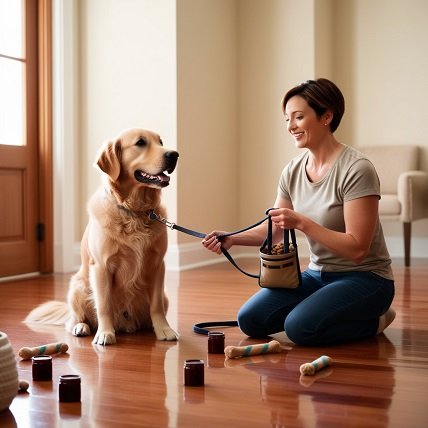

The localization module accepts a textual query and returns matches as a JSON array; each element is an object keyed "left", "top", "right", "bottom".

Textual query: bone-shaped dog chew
[
  {"left": 224, "top": 340, "right": 282, "bottom": 359},
  {"left": 18, "top": 342, "right": 69, "bottom": 360},
  {"left": 299, "top": 355, "right": 333, "bottom": 375}
]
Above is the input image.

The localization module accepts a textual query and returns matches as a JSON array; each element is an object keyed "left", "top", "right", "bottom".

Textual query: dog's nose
[
  {"left": 165, "top": 150, "right": 179, "bottom": 161},
  {"left": 164, "top": 151, "right": 179, "bottom": 174}
]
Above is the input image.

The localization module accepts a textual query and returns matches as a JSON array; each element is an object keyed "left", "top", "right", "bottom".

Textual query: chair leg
[{"left": 403, "top": 222, "right": 411, "bottom": 267}]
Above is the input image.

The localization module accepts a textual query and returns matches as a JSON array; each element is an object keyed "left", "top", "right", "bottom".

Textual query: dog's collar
[
  {"left": 104, "top": 187, "right": 150, "bottom": 218},
  {"left": 116, "top": 203, "right": 137, "bottom": 215},
  {"left": 116, "top": 202, "right": 153, "bottom": 218}
]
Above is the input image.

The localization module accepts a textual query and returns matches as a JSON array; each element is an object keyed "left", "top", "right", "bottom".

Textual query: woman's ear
[
  {"left": 323, "top": 111, "right": 333, "bottom": 127},
  {"left": 95, "top": 138, "right": 122, "bottom": 181}
]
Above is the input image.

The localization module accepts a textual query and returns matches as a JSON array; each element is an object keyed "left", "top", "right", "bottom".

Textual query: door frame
[
  {"left": 0, "top": 0, "right": 53, "bottom": 278},
  {"left": 38, "top": 0, "right": 53, "bottom": 273},
  {"left": 52, "top": 0, "right": 78, "bottom": 273}
]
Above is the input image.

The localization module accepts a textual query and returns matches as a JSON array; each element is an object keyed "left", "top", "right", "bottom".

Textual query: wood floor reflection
[{"left": 0, "top": 258, "right": 427, "bottom": 427}]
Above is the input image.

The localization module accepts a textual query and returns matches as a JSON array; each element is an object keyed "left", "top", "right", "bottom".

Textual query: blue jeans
[{"left": 237, "top": 269, "right": 395, "bottom": 346}]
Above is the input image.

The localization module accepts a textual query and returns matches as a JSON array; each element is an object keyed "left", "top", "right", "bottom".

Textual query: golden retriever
[{"left": 25, "top": 128, "right": 179, "bottom": 345}]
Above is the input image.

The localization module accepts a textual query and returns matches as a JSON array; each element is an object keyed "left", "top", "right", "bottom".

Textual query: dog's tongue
[
  {"left": 158, "top": 173, "right": 170, "bottom": 183},
  {"left": 135, "top": 170, "right": 171, "bottom": 187}
]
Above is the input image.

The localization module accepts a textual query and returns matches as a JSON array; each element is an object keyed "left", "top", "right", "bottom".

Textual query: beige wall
[
  {"left": 177, "top": 0, "right": 239, "bottom": 240},
  {"left": 76, "top": 0, "right": 178, "bottom": 246},
  {"left": 238, "top": 0, "right": 316, "bottom": 227},
  {"left": 67, "top": 0, "right": 428, "bottom": 272},
  {"left": 333, "top": 0, "right": 428, "bottom": 247}
]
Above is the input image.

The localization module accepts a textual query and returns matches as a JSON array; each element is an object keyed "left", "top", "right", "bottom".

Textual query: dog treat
[
  {"left": 224, "top": 352, "right": 283, "bottom": 368},
  {"left": 224, "top": 340, "right": 282, "bottom": 359},
  {"left": 261, "top": 243, "right": 295, "bottom": 255},
  {"left": 299, "top": 355, "right": 333, "bottom": 376},
  {"left": 19, "top": 342, "right": 69, "bottom": 360},
  {"left": 299, "top": 367, "right": 332, "bottom": 387},
  {"left": 271, "top": 243, "right": 285, "bottom": 255}
]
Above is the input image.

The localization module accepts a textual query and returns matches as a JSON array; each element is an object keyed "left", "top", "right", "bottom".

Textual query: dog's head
[{"left": 95, "top": 128, "right": 179, "bottom": 189}]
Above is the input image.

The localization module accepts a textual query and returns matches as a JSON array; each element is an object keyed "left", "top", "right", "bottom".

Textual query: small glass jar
[
  {"left": 183, "top": 359, "right": 204, "bottom": 386},
  {"left": 58, "top": 374, "right": 81, "bottom": 402},
  {"left": 32, "top": 355, "right": 52, "bottom": 381},
  {"left": 208, "top": 331, "right": 225, "bottom": 354}
]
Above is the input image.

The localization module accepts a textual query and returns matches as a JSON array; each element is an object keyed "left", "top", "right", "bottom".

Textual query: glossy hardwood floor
[{"left": 0, "top": 257, "right": 427, "bottom": 427}]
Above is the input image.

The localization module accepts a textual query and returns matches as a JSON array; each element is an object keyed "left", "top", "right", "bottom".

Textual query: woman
[{"left": 202, "top": 78, "right": 395, "bottom": 346}]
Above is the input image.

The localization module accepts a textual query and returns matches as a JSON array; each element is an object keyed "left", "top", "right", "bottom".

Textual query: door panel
[
  {"left": 0, "top": 167, "right": 25, "bottom": 240},
  {"left": 0, "top": 0, "right": 40, "bottom": 277},
  {"left": 0, "top": 147, "right": 39, "bottom": 276}
]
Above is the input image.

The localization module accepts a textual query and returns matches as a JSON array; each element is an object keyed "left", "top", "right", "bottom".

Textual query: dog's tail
[{"left": 24, "top": 301, "right": 69, "bottom": 325}]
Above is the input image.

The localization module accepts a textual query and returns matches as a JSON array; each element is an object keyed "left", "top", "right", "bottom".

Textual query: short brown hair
[{"left": 282, "top": 78, "right": 345, "bottom": 133}]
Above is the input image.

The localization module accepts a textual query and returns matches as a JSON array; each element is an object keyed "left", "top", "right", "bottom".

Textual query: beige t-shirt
[{"left": 278, "top": 144, "right": 393, "bottom": 280}]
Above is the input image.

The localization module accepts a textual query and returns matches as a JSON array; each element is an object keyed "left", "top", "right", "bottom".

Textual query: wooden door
[{"left": 0, "top": 0, "right": 51, "bottom": 277}]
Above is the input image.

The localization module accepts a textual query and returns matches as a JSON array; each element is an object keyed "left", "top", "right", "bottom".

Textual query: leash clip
[
  {"left": 149, "top": 210, "right": 176, "bottom": 230},
  {"left": 163, "top": 218, "right": 176, "bottom": 230}
]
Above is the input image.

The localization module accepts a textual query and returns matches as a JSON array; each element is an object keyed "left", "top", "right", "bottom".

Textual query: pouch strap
[
  {"left": 220, "top": 210, "right": 298, "bottom": 279},
  {"left": 267, "top": 215, "right": 273, "bottom": 253},
  {"left": 222, "top": 231, "right": 298, "bottom": 279}
]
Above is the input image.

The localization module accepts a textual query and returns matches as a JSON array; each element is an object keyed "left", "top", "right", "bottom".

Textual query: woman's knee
[
  {"left": 237, "top": 306, "right": 256, "bottom": 337},
  {"left": 237, "top": 306, "right": 267, "bottom": 338},
  {"left": 284, "top": 312, "right": 315, "bottom": 346}
]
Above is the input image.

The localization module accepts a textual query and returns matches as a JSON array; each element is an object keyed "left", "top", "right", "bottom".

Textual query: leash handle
[{"left": 220, "top": 247, "right": 260, "bottom": 279}]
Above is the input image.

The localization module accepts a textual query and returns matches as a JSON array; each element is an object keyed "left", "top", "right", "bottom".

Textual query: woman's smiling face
[{"left": 285, "top": 95, "right": 328, "bottom": 148}]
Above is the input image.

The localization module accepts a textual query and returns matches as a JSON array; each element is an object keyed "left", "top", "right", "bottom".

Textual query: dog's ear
[{"left": 95, "top": 139, "right": 122, "bottom": 181}]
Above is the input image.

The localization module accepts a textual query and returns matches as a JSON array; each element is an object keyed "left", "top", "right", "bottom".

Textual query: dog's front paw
[
  {"left": 154, "top": 325, "right": 178, "bottom": 341},
  {"left": 72, "top": 323, "right": 91, "bottom": 337},
  {"left": 93, "top": 330, "right": 116, "bottom": 346}
]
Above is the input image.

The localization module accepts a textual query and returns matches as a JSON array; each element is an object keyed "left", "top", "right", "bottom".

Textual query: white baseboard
[{"left": 165, "top": 242, "right": 234, "bottom": 271}]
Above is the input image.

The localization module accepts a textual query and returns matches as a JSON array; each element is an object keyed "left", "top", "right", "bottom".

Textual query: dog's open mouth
[{"left": 134, "top": 170, "right": 171, "bottom": 188}]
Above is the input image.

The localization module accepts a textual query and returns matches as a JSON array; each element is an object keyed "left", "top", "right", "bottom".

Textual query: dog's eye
[
  {"left": 159, "top": 139, "right": 164, "bottom": 146},
  {"left": 135, "top": 138, "right": 147, "bottom": 147}
]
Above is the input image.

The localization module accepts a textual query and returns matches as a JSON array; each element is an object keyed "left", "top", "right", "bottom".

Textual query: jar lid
[
  {"left": 184, "top": 359, "right": 204, "bottom": 366},
  {"left": 208, "top": 331, "right": 225, "bottom": 337},
  {"left": 32, "top": 355, "right": 52, "bottom": 362},
  {"left": 59, "top": 374, "right": 81, "bottom": 383}
]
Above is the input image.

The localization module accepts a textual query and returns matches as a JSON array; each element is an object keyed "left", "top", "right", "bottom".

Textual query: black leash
[
  {"left": 148, "top": 209, "right": 270, "bottom": 334},
  {"left": 192, "top": 320, "right": 238, "bottom": 335},
  {"left": 149, "top": 209, "right": 268, "bottom": 279},
  {"left": 148, "top": 210, "right": 206, "bottom": 239}
]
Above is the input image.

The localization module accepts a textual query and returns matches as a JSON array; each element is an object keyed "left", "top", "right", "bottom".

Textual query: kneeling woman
[{"left": 202, "top": 78, "right": 395, "bottom": 346}]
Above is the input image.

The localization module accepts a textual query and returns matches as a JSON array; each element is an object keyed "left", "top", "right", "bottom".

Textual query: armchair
[{"left": 360, "top": 145, "right": 428, "bottom": 266}]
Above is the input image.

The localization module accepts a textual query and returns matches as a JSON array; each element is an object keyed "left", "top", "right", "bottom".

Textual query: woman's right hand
[{"left": 202, "top": 231, "right": 233, "bottom": 255}]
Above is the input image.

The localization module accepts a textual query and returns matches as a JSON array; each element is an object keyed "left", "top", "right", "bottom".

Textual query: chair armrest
[{"left": 397, "top": 170, "right": 428, "bottom": 222}]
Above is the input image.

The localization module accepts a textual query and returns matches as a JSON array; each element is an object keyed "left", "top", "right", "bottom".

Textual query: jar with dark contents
[
  {"left": 183, "top": 359, "right": 204, "bottom": 386},
  {"left": 32, "top": 355, "right": 52, "bottom": 381},
  {"left": 208, "top": 331, "right": 225, "bottom": 354},
  {"left": 58, "top": 374, "right": 81, "bottom": 402}
]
